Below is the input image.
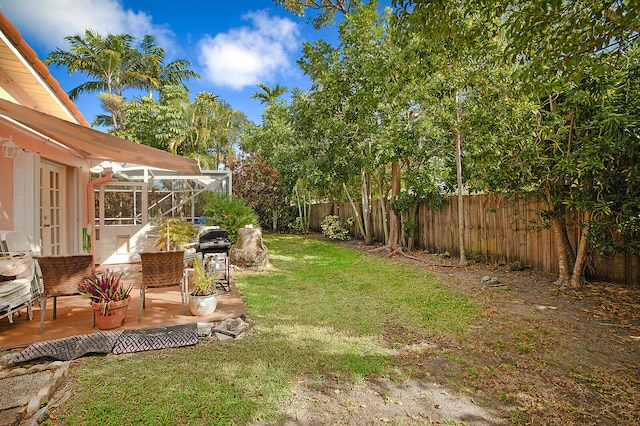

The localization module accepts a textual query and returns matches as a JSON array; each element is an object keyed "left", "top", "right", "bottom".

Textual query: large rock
[{"left": 230, "top": 227, "right": 270, "bottom": 268}]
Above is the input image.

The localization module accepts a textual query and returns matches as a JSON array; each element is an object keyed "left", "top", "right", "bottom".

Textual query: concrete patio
[{"left": 0, "top": 263, "right": 247, "bottom": 349}]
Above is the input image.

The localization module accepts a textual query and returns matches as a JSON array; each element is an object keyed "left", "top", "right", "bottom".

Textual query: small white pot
[{"left": 189, "top": 293, "right": 219, "bottom": 316}]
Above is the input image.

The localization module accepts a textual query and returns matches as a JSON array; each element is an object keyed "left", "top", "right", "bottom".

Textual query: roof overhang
[{"left": 0, "top": 99, "right": 201, "bottom": 174}]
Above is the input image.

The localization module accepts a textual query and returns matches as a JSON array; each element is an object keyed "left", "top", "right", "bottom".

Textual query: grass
[{"left": 53, "top": 234, "right": 479, "bottom": 425}]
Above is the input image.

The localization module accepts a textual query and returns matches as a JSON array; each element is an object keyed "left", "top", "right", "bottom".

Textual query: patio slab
[{"left": 0, "top": 264, "right": 247, "bottom": 349}]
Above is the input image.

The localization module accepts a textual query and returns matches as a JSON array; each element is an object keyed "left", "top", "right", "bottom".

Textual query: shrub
[
  {"left": 288, "top": 217, "right": 306, "bottom": 233},
  {"left": 202, "top": 193, "right": 260, "bottom": 243},
  {"left": 154, "top": 218, "right": 196, "bottom": 250},
  {"left": 320, "top": 215, "right": 351, "bottom": 240}
]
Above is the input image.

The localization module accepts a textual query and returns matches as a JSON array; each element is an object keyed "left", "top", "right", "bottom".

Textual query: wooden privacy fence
[{"left": 309, "top": 194, "right": 640, "bottom": 287}]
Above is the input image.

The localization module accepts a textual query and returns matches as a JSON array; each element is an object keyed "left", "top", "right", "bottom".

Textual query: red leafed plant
[{"left": 78, "top": 270, "right": 132, "bottom": 303}]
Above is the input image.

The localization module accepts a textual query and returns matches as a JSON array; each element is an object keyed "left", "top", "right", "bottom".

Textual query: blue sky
[{"left": 0, "top": 0, "right": 350, "bottom": 125}]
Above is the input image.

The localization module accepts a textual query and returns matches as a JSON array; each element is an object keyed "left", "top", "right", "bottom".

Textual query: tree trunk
[
  {"left": 388, "top": 161, "right": 402, "bottom": 250},
  {"left": 455, "top": 91, "right": 467, "bottom": 266},
  {"left": 295, "top": 185, "right": 303, "bottom": 231},
  {"left": 400, "top": 211, "right": 408, "bottom": 248},
  {"left": 306, "top": 190, "right": 312, "bottom": 233},
  {"left": 361, "top": 170, "right": 374, "bottom": 245},
  {"left": 569, "top": 211, "right": 592, "bottom": 288},
  {"left": 549, "top": 215, "right": 572, "bottom": 286},
  {"left": 378, "top": 184, "right": 389, "bottom": 245},
  {"left": 230, "top": 227, "right": 270, "bottom": 268},
  {"left": 343, "top": 182, "right": 366, "bottom": 239},
  {"left": 545, "top": 186, "right": 572, "bottom": 286},
  {"left": 559, "top": 215, "right": 577, "bottom": 271},
  {"left": 372, "top": 168, "right": 390, "bottom": 244}
]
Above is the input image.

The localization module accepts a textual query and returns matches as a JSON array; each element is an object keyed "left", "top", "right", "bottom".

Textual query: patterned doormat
[
  {"left": 10, "top": 323, "right": 198, "bottom": 364},
  {"left": 113, "top": 323, "right": 198, "bottom": 354}
]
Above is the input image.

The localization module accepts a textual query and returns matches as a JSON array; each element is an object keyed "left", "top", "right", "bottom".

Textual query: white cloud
[
  {"left": 1, "top": 0, "right": 176, "bottom": 54},
  {"left": 198, "top": 11, "right": 300, "bottom": 90}
]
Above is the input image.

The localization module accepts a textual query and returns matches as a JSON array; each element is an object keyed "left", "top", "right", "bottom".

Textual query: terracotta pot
[{"left": 92, "top": 296, "right": 130, "bottom": 330}]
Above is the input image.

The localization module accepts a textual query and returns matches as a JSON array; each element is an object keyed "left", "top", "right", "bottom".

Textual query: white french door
[{"left": 40, "top": 161, "right": 66, "bottom": 255}]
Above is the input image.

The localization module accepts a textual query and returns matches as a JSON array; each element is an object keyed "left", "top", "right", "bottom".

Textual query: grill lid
[
  {"left": 198, "top": 227, "right": 229, "bottom": 243},
  {"left": 197, "top": 227, "right": 231, "bottom": 252}
]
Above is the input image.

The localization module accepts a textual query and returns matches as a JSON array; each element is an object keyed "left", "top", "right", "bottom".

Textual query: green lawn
[{"left": 54, "top": 234, "right": 479, "bottom": 425}]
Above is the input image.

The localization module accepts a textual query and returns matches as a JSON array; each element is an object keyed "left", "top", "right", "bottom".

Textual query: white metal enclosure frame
[{"left": 91, "top": 162, "right": 232, "bottom": 265}]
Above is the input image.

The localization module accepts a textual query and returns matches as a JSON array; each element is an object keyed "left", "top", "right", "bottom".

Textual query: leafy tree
[
  {"left": 294, "top": 3, "right": 399, "bottom": 245},
  {"left": 111, "top": 86, "right": 246, "bottom": 169},
  {"left": 182, "top": 91, "right": 220, "bottom": 165},
  {"left": 208, "top": 101, "right": 246, "bottom": 169},
  {"left": 183, "top": 93, "right": 246, "bottom": 170},
  {"left": 274, "top": 1, "right": 381, "bottom": 240},
  {"left": 245, "top": 84, "right": 307, "bottom": 229},
  {"left": 395, "top": 0, "right": 640, "bottom": 287},
  {"left": 499, "top": 0, "right": 640, "bottom": 87},
  {"left": 465, "top": 50, "right": 640, "bottom": 287},
  {"left": 111, "top": 85, "right": 190, "bottom": 152},
  {"left": 226, "top": 153, "right": 291, "bottom": 231},
  {"left": 276, "top": 1, "right": 452, "bottom": 249},
  {"left": 274, "top": 0, "right": 359, "bottom": 28},
  {"left": 496, "top": 1, "right": 640, "bottom": 288},
  {"left": 45, "top": 30, "right": 137, "bottom": 99},
  {"left": 389, "top": 0, "right": 506, "bottom": 260}
]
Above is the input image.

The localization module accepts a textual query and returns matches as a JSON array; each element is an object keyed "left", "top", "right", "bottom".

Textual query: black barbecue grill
[
  {"left": 196, "top": 228, "right": 232, "bottom": 291},
  {"left": 197, "top": 229, "right": 232, "bottom": 252}
]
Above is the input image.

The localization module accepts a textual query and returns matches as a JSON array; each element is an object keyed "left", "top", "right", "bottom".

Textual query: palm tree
[
  {"left": 45, "top": 32, "right": 199, "bottom": 129},
  {"left": 213, "top": 102, "right": 246, "bottom": 167},
  {"left": 45, "top": 30, "right": 139, "bottom": 128},
  {"left": 45, "top": 30, "right": 138, "bottom": 100},
  {"left": 130, "top": 35, "right": 200, "bottom": 99},
  {"left": 184, "top": 93, "right": 246, "bottom": 169},
  {"left": 251, "top": 82, "right": 289, "bottom": 105},
  {"left": 183, "top": 91, "right": 220, "bottom": 168}
]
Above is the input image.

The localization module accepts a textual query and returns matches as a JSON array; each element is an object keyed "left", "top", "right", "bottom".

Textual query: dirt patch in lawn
[{"left": 308, "top": 239, "right": 639, "bottom": 425}]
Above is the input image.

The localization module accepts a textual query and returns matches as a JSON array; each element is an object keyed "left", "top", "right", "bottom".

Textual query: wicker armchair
[
  {"left": 138, "top": 251, "right": 186, "bottom": 321},
  {"left": 34, "top": 254, "right": 95, "bottom": 334}
]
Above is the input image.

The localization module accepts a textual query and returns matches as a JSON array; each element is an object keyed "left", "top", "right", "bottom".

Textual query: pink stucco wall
[
  {"left": 0, "top": 121, "right": 92, "bottom": 252},
  {"left": 0, "top": 153, "right": 13, "bottom": 230}
]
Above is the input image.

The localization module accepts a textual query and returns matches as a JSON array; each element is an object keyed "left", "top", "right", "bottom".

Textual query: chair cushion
[
  {"left": 0, "top": 278, "right": 32, "bottom": 309},
  {"left": 0, "top": 257, "right": 33, "bottom": 279}
]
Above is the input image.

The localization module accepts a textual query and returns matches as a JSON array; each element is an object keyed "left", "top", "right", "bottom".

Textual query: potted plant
[
  {"left": 188, "top": 259, "right": 219, "bottom": 316},
  {"left": 78, "top": 270, "right": 133, "bottom": 329}
]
